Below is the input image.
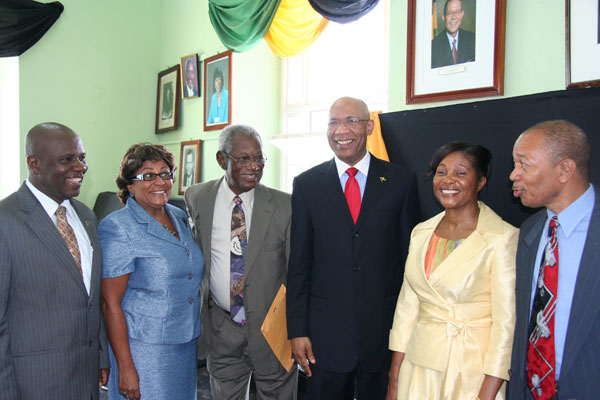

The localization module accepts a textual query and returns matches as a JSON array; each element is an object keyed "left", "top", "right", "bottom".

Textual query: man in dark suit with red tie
[
  {"left": 431, "top": 0, "right": 475, "bottom": 69},
  {"left": 287, "top": 97, "right": 421, "bottom": 399}
]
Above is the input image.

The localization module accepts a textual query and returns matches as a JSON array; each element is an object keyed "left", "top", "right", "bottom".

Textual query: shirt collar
[
  {"left": 26, "top": 179, "right": 74, "bottom": 218},
  {"left": 548, "top": 184, "right": 595, "bottom": 237},
  {"left": 221, "top": 176, "right": 255, "bottom": 207},
  {"left": 334, "top": 151, "right": 371, "bottom": 178}
]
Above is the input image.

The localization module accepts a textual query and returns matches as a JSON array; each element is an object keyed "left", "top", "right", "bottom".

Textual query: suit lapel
[
  {"left": 561, "top": 188, "right": 600, "bottom": 377},
  {"left": 19, "top": 185, "right": 87, "bottom": 295},
  {"left": 197, "top": 179, "right": 221, "bottom": 276},
  {"left": 356, "top": 156, "right": 388, "bottom": 229},
  {"left": 245, "top": 184, "right": 273, "bottom": 276},
  {"left": 319, "top": 159, "right": 354, "bottom": 228}
]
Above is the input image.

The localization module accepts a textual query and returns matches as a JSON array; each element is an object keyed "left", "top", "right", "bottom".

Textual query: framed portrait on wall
[
  {"left": 203, "top": 50, "right": 232, "bottom": 131},
  {"left": 406, "top": 0, "right": 506, "bottom": 104},
  {"left": 178, "top": 140, "right": 202, "bottom": 195},
  {"left": 155, "top": 65, "right": 180, "bottom": 133},
  {"left": 180, "top": 54, "right": 200, "bottom": 99},
  {"left": 566, "top": 0, "right": 600, "bottom": 88}
]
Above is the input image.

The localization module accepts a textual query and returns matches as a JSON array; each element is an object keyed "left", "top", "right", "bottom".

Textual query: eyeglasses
[
  {"left": 445, "top": 10, "right": 463, "bottom": 17},
  {"left": 327, "top": 117, "right": 370, "bottom": 130},
  {"left": 131, "top": 171, "right": 174, "bottom": 181},
  {"left": 224, "top": 153, "right": 267, "bottom": 167}
]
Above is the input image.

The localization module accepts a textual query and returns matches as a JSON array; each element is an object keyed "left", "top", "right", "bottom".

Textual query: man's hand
[
  {"left": 99, "top": 368, "right": 110, "bottom": 387},
  {"left": 291, "top": 337, "right": 316, "bottom": 377}
]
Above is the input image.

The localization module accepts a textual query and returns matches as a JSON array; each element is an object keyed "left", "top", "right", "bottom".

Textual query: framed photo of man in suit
[
  {"left": 178, "top": 139, "right": 201, "bottom": 194},
  {"left": 406, "top": 0, "right": 506, "bottom": 104},
  {"left": 180, "top": 54, "right": 200, "bottom": 99},
  {"left": 156, "top": 65, "right": 180, "bottom": 133}
]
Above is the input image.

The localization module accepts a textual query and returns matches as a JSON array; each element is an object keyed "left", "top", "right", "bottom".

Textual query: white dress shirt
[
  {"left": 210, "top": 177, "right": 255, "bottom": 311},
  {"left": 334, "top": 151, "right": 371, "bottom": 200},
  {"left": 26, "top": 180, "right": 93, "bottom": 294}
]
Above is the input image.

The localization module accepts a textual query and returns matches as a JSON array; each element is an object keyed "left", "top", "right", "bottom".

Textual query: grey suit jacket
[
  {"left": 508, "top": 184, "right": 600, "bottom": 399},
  {"left": 185, "top": 178, "right": 291, "bottom": 375},
  {"left": 0, "top": 183, "right": 108, "bottom": 400}
]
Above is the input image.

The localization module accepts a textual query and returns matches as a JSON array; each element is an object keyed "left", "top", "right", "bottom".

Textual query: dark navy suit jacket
[{"left": 431, "top": 28, "right": 475, "bottom": 69}]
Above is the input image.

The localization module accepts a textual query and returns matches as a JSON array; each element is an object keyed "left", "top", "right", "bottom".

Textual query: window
[
  {"left": 273, "top": 1, "right": 389, "bottom": 191},
  {"left": 0, "top": 57, "right": 20, "bottom": 199}
]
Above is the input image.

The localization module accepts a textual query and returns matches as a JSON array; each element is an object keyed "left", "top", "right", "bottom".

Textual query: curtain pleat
[
  {"left": 208, "top": 0, "right": 282, "bottom": 52},
  {"left": 0, "top": 0, "right": 63, "bottom": 57},
  {"left": 265, "top": 0, "right": 329, "bottom": 58},
  {"left": 367, "top": 111, "right": 389, "bottom": 161},
  {"left": 308, "top": 0, "right": 379, "bottom": 24}
]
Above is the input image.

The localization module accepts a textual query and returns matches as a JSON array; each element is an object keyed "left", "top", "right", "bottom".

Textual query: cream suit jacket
[{"left": 389, "top": 202, "right": 518, "bottom": 397}]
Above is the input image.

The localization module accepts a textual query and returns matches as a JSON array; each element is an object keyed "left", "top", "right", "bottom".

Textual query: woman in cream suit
[{"left": 387, "top": 142, "right": 518, "bottom": 400}]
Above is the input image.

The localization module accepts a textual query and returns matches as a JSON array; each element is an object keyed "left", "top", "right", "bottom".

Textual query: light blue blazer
[{"left": 98, "top": 198, "right": 204, "bottom": 344}]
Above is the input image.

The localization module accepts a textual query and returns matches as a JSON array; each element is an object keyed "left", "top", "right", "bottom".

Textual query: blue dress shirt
[{"left": 530, "top": 184, "right": 595, "bottom": 378}]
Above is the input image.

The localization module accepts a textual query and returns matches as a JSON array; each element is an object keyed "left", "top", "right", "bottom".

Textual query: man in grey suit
[
  {"left": 185, "top": 124, "right": 297, "bottom": 399},
  {"left": 508, "top": 120, "right": 600, "bottom": 399},
  {"left": 0, "top": 123, "right": 109, "bottom": 399}
]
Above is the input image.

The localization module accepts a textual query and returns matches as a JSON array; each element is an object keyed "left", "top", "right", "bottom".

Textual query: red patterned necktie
[
  {"left": 527, "top": 216, "right": 559, "bottom": 400},
  {"left": 344, "top": 167, "right": 361, "bottom": 224},
  {"left": 230, "top": 196, "right": 247, "bottom": 326},
  {"left": 55, "top": 205, "right": 82, "bottom": 275},
  {"left": 452, "top": 38, "right": 458, "bottom": 64}
]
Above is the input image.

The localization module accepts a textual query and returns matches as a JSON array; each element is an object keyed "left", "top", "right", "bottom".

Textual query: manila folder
[{"left": 261, "top": 284, "right": 293, "bottom": 372}]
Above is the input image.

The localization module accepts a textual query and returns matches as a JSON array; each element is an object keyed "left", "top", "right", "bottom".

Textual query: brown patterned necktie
[{"left": 55, "top": 205, "right": 82, "bottom": 275}]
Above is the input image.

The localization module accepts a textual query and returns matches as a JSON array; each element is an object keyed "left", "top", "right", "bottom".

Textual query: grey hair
[{"left": 218, "top": 124, "right": 263, "bottom": 154}]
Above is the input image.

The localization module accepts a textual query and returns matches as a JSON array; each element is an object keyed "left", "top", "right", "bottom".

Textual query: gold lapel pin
[
  {"left": 85, "top": 220, "right": 91, "bottom": 227},
  {"left": 379, "top": 176, "right": 387, "bottom": 182}
]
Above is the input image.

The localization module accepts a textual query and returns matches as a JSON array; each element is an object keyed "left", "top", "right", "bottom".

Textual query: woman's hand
[
  {"left": 477, "top": 374, "right": 504, "bottom": 400},
  {"left": 118, "top": 364, "right": 141, "bottom": 399},
  {"left": 385, "top": 351, "right": 405, "bottom": 400}
]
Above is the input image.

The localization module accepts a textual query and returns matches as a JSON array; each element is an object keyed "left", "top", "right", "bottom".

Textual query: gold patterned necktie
[{"left": 55, "top": 205, "right": 82, "bottom": 275}]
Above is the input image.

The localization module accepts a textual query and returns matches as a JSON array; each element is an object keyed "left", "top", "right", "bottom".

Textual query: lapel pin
[
  {"left": 379, "top": 176, "right": 387, "bottom": 182},
  {"left": 85, "top": 220, "right": 91, "bottom": 227}
]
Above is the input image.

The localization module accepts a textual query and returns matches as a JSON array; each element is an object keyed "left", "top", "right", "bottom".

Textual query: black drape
[
  {"left": 379, "top": 87, "right": 600, "bottom": 227},
  {"left": 0, "top": 0, "right": 63, "bottom": 57},
  {"left": 309, "top": 0, "right": 379, "bottom": 24}
]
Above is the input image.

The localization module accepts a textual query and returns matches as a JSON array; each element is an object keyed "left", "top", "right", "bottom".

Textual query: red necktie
[
  {"left": 526, "top": 216, "right": 559, "bottom": 400},
  {"left": 452, "top": 39, "right": 458, "bottom": 64},
  {"left": 344, "top": 167, "right": 361, "bottom": 224}
]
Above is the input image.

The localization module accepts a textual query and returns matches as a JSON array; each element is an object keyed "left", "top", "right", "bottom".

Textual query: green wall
[
  {"left": 19, "top": 0, "right": 281, "bottom": 207},
  {"left": 18, "top": 0, "right": 567, "bottom": 206}
]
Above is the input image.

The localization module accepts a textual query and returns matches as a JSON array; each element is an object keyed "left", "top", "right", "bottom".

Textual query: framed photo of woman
[
  {"left": 178, "top": 140, "right": 201, "bottom": 195},
  {"left": 406, "top": 0, "right": 506, "bottom": 104},
  {"left": 566, "top": 0, "right": 600, "bottom": 88},
  {"left": 203, "top": 50, "right": 232, "bottom": 131},
  {"left": 156, "top": 65, "right": 180, "bottom": 133}
]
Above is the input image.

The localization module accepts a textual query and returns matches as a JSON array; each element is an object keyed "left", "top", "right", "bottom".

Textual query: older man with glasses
[{"left": 185, "top": 124, "right": 298, "bottom": 399}]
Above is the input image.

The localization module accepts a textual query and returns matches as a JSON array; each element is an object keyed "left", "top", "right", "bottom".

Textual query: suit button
[
  {"left": 354, "top": 232, "right": 359, "bottom": 237},
  {"left": 188, "top": 298, "right": 194, "bottom": 304},
  {"left": 353, "top": 266, "right": 360, "bottom": 271},
  {"left": 188, "top": 273, "right": 193, "bottom": 280},
  {"left": 185, "top": 250, "right": 190, "bottom": 256},
  {"left": 89, "top": 340, "right": 93, "bottom": 347}
]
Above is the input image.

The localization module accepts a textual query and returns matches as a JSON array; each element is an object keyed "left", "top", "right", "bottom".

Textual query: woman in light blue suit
[{"left": 99, "top": 143, "right": 204, "bottom": 400}]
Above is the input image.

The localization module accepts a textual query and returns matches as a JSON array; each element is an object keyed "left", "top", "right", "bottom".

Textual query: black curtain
[
  {"left": 309, "top": 0, "right": 379, "bottom": 24},
  {"left": 0, "top": 0, "right": 63, "bottom": 57},
  {"left": 379, "top": 87, "right": 600, "bottom": 227}
]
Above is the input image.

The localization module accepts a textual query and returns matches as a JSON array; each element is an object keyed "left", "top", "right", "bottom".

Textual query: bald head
[
  {"left": 330, "top": 97, "right": 370, "bottom": 120},
  {"left": 25, "top": 123, "right": 78, "bottom": 157},
  {"left": 523, "top": 120, "right": 590, "bottom": 182}
]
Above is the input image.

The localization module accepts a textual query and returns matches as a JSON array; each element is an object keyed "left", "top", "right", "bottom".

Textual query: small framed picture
[
  {"left": 179, "top": 140, "right": 202, "bottom": 195},
  {"left": 204, "top": 50, "right": 232, "bottom": 131},
  {"left": 566, "top": 0, "right": 600, "bottom": 88},
  {"left": 406, "top": 0, "right": 506, "bottom": 104},
  {"left": 155, "top": 65, "right": 180, "bottom": 133},
  {"left": 180, "top": 54, "right": 200, "bottom": 98}
]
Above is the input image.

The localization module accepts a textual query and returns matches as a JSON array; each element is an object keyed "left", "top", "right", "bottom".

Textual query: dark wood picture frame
[
  {"left": 203, "top": 50, "right": 232, "bottom": 131},
  {"left": 180, "top": 54, "right": 201, "bottom": 99},
  {"left": 406, "top": 0, "right": 506, "bottom": 104},
  {"left": 566, "top": 0, "right": 600, "bottom": 89},
  {"left": 178, "top": 139, "right": 202, "bottom": 195},
  {"left": 155, "top": 65, "right": 180, "bottom": 133}
]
